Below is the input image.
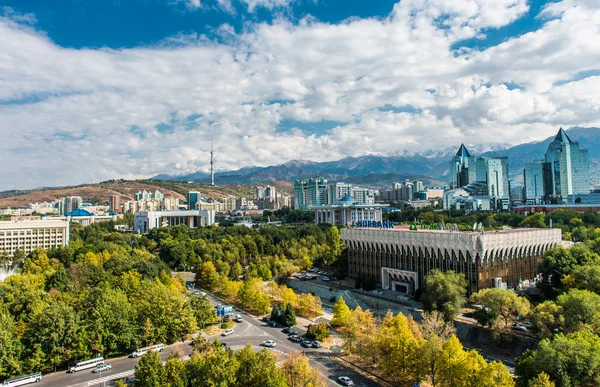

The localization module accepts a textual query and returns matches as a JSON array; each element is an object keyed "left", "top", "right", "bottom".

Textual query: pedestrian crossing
[{"left": 86, "top": 370, "right": 133, "bottom": 386}]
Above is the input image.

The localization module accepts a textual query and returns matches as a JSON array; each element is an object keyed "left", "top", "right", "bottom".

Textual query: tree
[
  {"left": 282, "top": 303, "right": 297, "bottom": 327},
  {"left": 556, "top": 289, "right": 600, "bottom": 333},
  {"left": 531, "top": 301, "right": 564, "bottom": 339},
  {"left": 563, "top": 264, "right": 600, "bottom": 294},
  {"left": 323, "top": 226, "right": 344, "bottom": 266},
  {"left": 188, "top": 294, "right": 216, "bottom": 329},
  {"left": 307, "top": 322, "right": 330, "bottom": 341},
  {"left": 134, "top": 350, "right": 165, "bottom": 387},
  {"left": 331, "top": 296, "right": 350, "bottom": 327},
  {"left": 195, "top": 261, "right": 220, "bottom": 291},
  {"left": 420, "top": 334, "right": 444, "bottom": 386},
  {"left": 235, "top": 344, "right": 287, "bottom": 387},
  {"left": 420, "top": 311, "right": 456, "bottom": 340},
  {"left": 538, "top": 245, "right": 600, "bottom": 298},
  {"left": 422, "top": 270, "right": 467, "bottom": 321},
  {"left": 520, "top": 213, "right": 546, "bottom": 229},
  {"left": 528, "top": 373, "right": 555, "bottom": 387},
  {"left": 515, "top": 331, "right": 600, "bottom": 387},
  {"left": 0, "top": 304, "right": 22, "bottom": 379},
  {"left": 470, "top": 288, "right": 531, "bottom": 328},
  {"left": 281, "top": 351, "right": 326, "bottom": 387}
]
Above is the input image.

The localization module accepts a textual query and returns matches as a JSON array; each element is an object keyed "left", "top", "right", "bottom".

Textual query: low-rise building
[
  {"left": 0, "top": 220, "right": 70, "bottom": 257},
  {"left": 310, "top": 196, "right": 389, "bottom": 226},
  {"left": 134, "top": 210, "right": 216, "bottom": 233}
]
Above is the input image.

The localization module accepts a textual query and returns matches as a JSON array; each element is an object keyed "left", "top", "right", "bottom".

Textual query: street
[{"left": 30, "top": 286, "right": 380, "bottom": 387}]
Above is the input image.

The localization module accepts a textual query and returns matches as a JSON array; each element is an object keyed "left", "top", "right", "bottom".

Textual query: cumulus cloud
[{"left": 1, "top": 0, "right": 600, "bottom": 189}]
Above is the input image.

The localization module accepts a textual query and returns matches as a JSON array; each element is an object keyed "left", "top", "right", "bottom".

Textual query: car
[
  {"left": 186, "top": 285, "right": 191, "bottom": 289},
  {"left": 262, "top": 315, "right": 270, "bottom": 322},
  {"left": 322, "top": 277, "right": 330, "bottom": 281},
  {"left": 513, "top": 324, "right": 528, "bottom": 332},
  {"left": 222, "top": 329, "right": 235, "bottom": 336},
  {"left": 235, "top": 314, "right": 244, "bottom": 323},
  {"left": 302, "top": 340, "right": 313, "bottom": 347},
  {"left": 282, "top": 327, "right": 293, "bottom": 334},
  {"left": 93, "top": 364, "right": 112, "bottom": 373},
  {"left": 337, "top": 376, "right": 354, "bottom": 386},
  {"left": 194, "top": 290, "right": 200, "bottom": 295},
  {"left": 269, "top": 320, "right": 277, "bottom": 327},
  {"left": 289, "top": 335, "right": 302, "bottom": 342},
  {"left": 200, "top": 291, "right": 207, "bottom": 296},
  {"left": 312, "top": 341, "right": 322, "bottom": 348},
  {"left": 262, "top": 340, "right": 276, "bottom": 347}
]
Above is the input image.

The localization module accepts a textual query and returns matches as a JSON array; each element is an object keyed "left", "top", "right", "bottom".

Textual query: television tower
[{"left": 210, "top": 139, "right": 215, "bottom": 186}]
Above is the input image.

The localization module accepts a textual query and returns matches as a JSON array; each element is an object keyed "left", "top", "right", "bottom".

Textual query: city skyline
[{"left": 2, "top": 0, "right": 600, "bottom": 190}]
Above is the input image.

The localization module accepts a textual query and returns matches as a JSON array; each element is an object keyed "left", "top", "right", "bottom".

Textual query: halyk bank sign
[{"left": 352, "top": 220, "right": 395, "bottom": 229}]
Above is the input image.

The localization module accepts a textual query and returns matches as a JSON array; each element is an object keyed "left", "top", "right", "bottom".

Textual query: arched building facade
[{"left": 341, "top": 227, "right": 562, "bottom": 295}]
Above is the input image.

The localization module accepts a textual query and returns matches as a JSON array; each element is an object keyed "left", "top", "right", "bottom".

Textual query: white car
[
  {"left": 222, "top": 329, "right": 235, "bottom": 336},
  {"left": 262, "top": 340, "right": 276, "bottom": 347},
  {"left": 513, "top": 324, "right": 528, "bottom": 332},
  {"left": 93, "top": 364, "right": 112, "bottom": 373},
  {"left": 337, "top": 376, "right": 354, "bottom": 386},
  {"left": 322, "top": 276, "right": 330, "bottom": 281}
]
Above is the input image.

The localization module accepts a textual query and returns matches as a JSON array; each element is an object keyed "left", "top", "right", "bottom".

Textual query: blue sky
[{"left": 1, "top": 0, "right": 599, "bottom": 189}]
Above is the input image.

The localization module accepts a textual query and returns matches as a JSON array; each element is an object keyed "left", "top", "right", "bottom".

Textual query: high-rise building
[
  {"left": 256, "top": 185, "right": 277, "bottom": 199},
  {"left": 449, "top": 144, "right": 478, "bottom": 189},
  {"left": 294, "top": 177, "right": 328, "bottom": 210},
  {"left": 524, "top": 161, "right": 546, "bottom": 204},
  {"left": 56, "top": 196, "right": 83, "bottom": 215},
  {"left": 187, "top": 191, "right": 201, "bottom": 210},
  {"left": 0, "top": 220, "right": 70, "bottom": 257},
  {"left": 544, "top": 128, "right": 589, "bottom": 203},
  {"left": 109, "top": 195, "right": 120, "bottom": 213}
]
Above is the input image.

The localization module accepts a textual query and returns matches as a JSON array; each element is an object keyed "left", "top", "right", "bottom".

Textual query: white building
[
  {"left": 310, "top": 196, "right": 389, "bottom": 226},
  {"left": 134, "top": 210, "right": 216, "bottom": 233},
  {"left": 0, "top": 220, "right": 69, "bottom": 257}
]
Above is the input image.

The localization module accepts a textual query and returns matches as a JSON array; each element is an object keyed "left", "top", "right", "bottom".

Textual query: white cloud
[{"left": 1, "top": 0, "right": 600, "bottom": 189}]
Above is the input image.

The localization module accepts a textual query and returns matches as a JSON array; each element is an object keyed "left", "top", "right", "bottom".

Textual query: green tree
[
  {"left": 189, "top": 294, "right": 216, "bottom": 329},
  {"left": 323, "top": 226, "right": 344, "bottom": 266},
  {"left": 516, "top": 331, "right": 600, "bottom": 387},
  {"left": 0, "top": 303, "right": 22, "bottom": 379},
  {"left": 520, "top": 213, "right": 546, "bottom": 228},
  {"left": 235, "top": 344, "right": 287, "bottom": 387},
  {"left": 539, "top": 245, "right": 599, "bottom": 298},
  {"left": 470, "top": 288, "right": 531, "bottom": 328},
  {"left": 563, "top": 264, "right": 600, "bottom": 294},
  {"left": 195, "top": 261, "right": 220, "bottom": 291},
  {"left": 422, "top": 270, "right": 467, "bottom": 321},
  {"left": 420, "top": 334, "right": 444, "bottom": 386},
  {"left": 134, "top": 350, "right": 165, "bottom": 387},
  {"left": 531, "top": 301, "right": 564, "bottom": 339},
  {"left": 307, "top": 322, "right": 330, "bottom": 341},
  {"left": 556, "top": 289, "right": 600, "bottom": 333},
  {"left": 282, "top": 303, "right": 297, "bottom": 327},
  {"left": 331, "top": 296, "right": 350, "bottom": 327}
]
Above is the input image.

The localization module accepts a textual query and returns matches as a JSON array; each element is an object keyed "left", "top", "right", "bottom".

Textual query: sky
[{"left": 1, "top": 0, "right": 599, "bottom": 190}]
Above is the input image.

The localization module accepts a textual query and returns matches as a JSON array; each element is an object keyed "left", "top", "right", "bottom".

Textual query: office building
[
  {"left": 523, "top": 161, "right": 546, "bottom": 205},
  {"left": 326, "top": 183, "right": 374, "bottom": 205},
  {"left": 449, "top": 144, "right": 478, "bottom": 189},
  {"left": 342, "top": 226, "right": 561, "bottom": 295},
  {"left": 294, "top": 177, "right": 328, "bottom": 210},
  {"left": 0, "top": 220, "right": 70, "bottom": 257},
  {"left": 544, "top": 128, "right": 589, "bottom": 203},
  {"left": 256, "top": 185, "right": 277, "bottom": 199},
  {"left": 187, "top": 191, "right": 202, "bottom": 210},
  {"left": 134, "top": 210, "right": 216, "bottom": 233}
]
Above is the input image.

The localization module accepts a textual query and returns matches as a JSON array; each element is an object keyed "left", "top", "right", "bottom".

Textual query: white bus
[
  {"left": 2, "top": 373, "right": 42, "bottom": 386},
  {"left": 69, "top": 357, "right": 104, "bottom": 373},
  {"left": 130, "top": 343, "right": 165, "bottom": 358}
]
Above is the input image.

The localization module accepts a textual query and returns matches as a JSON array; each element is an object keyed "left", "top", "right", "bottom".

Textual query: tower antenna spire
[{"left": 210, "top": 138, "right": 215, "bottom": 186}]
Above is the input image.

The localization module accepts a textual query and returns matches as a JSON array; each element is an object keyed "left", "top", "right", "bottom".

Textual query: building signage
[
  {"left": 217, "top": 306, "right": 234, "bottom": 317},
  {"left": 352, "top": 220, "right": 394, "bottom": 229}
]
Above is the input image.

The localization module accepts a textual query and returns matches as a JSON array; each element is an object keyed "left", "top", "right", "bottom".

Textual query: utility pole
[{"left": 210, "top": 139, "right": 215, "bottom": 186}]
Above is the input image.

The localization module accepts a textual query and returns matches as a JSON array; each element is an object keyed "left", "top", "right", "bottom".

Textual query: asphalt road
[{"left": 28, "top": 286, "right": 379, "bottom": 387}]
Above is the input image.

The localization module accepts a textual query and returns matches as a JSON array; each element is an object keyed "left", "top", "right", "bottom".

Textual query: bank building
[{"left": 341, "top": 224, "right": 561, "bottom": 295}]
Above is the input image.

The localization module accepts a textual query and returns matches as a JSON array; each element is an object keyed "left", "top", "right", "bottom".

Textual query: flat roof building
[
  {"left": 341, "top": 226, "right": 561, "bottom": 295},
  {"left": 0, "top": 220, "right": 70, "bottom": 257},
  {"left": 310, "top": 196, "right": 389, "bottom": 226},
  {"left": 134, "top": 210, "right": 215, "bottom": 233}
]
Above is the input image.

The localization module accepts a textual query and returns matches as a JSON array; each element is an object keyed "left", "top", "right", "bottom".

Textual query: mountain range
[{"left": 155, "top": 127, "right": 600, "bottom": 187}]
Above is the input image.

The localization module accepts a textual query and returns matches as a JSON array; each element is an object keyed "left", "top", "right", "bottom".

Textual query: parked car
[
  {"left": 269, "top": 320, "right": 277, "bottom": 327},
  {"left": 282, "top": 327, "right": 293, "bottom": 334},
  {"left": 289, "top": 335, "right": 302, "bottom": 342},
  {"left": 93, "top": 364, "right": 112, "bottom": 373},
  {"left": 262, "top": 315, "right": 270, "bottom": 322},
  {"left": 513, "top": 324, "right": 528, "bottom": 332},
  {"left": 222, "top": 329, "right": 235, "bottom": 336},
  {"left": 322, "top": 277, "right": 330, "bottom": 281},
  {"left": 302, "top": 340, "right": 313, "bottom": 347},
  {"left": 262, "top": 340, "right": 276, "bottom": 347},
  {"left": 312, "top": 341, "right": 322, "bottom": 348},
  {"left": 337, "top": 376, "right": 354, "bottom": 386}
]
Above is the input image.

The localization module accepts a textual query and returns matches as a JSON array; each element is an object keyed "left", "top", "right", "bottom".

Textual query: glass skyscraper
[
  {"left": 523, "top": 161, "right": 546, "bottom": 204},
  {"left": 544, "top": 128, "right": 589, "bottom": 203}
]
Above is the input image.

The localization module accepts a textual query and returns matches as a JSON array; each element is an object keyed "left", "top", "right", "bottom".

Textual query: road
[{"left": 30, "top": 285, "right": 379, "bottom": 387}]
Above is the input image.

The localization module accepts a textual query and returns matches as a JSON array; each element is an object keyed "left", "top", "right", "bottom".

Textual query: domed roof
[{"left": 337, "top": 196, "right": 355, "bottom": 205}]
